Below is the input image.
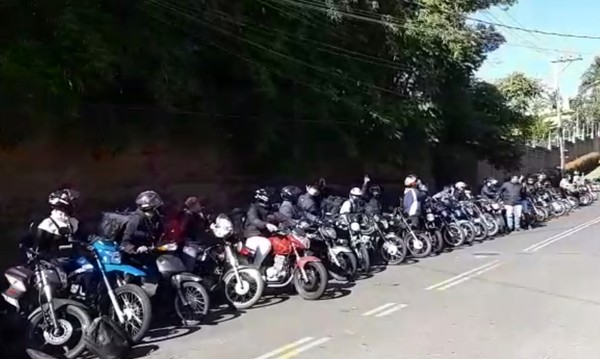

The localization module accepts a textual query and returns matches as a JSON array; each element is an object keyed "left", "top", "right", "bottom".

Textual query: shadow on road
[
  {"left": 319, "top": 281, "right": 356, "bottom": 301},
  {"left": 251, "top": 294, "right": 290, "bottom": 309},
  {"left": 130, "top": 344, "right": 160, "bottom": 358},
  {"left": 141, "top": 324, "right": 203, "bottom": 345}
]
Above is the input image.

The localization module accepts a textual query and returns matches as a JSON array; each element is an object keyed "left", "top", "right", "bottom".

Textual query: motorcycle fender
[
  {"left": 27, "top": 299, "right": 89, "bottom": 321},
  {"left": 171, "top": 272, "right": 203, "bottom": 288},
  {"left": 330, "top": 246, "right": 354, "bottom": 256},
  {"left": 104, "top": 264, "right": 147, "bottom": 277},
  {"left": 296, "top": 256, "right": 322, "bottom": 270}
]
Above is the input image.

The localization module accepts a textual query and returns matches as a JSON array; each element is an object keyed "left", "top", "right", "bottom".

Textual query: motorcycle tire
[
  {"left": 109, "top": 284, "right": 153, "bottom": 344},
  {"left": 534, "top": 206, "right": 548, "bottom": 222},
  {"left": 223, "top": 267, "right": 265, "bottom": 310},
  {"left": 551, "top": 201, "right": 566, "bottom": 217},
  {"left": 442, "top": 223, "right": 465, "bottom": 247},
  {"left": 430, "top": 230, "right": 444, "bottom": 254},
  {"left": 27, "top": 304, "right": 91, "bottom": 359},
  {"left": 293, "top": 261, "right": 328, "bottom": 300},
  {"left": 328, "top": 251, "right": 358, "bottom": 282},
  {"left": 459, "top": 221, "right": 476, "bottom": 244},
  {"left": 483, "top": 214, "right": 499, "bottom": 237},
  {"left": 379, "top": 234, "right": 407, "bottom": 265},
  {"left": 580, "top": 194, "right": 592, "bottom": 206},
  {"left": 403, "top": 231, "right": 432, "bottom": 258},
  {"left": 174, "top": 281, "right": 210, "bottom": 326},
  {"left": 472, "top": 220, "right": 489, "bottom": 241}
]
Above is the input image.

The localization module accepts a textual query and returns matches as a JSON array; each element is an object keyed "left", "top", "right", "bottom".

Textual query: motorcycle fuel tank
[{"left": 156, "top": 254, "right": 186, "bottom": 277}]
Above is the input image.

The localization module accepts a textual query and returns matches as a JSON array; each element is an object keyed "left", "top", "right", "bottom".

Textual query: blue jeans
[{"left": 504, "top": 204, "right": 523, "bottom": 230}]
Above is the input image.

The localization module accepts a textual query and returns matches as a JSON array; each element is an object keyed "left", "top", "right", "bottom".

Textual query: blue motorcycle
[{"left": 68, "top": 236, "right": 153, "bottom": 343}]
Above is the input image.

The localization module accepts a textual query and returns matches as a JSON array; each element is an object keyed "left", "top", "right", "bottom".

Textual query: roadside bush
[{"left": 565, "top": 152, "right": 600, "bottom": 174}]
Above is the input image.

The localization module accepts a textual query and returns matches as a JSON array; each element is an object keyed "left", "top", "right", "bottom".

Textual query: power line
[{"left": 466, "top": 16, "right": 600, "bottom": 40}]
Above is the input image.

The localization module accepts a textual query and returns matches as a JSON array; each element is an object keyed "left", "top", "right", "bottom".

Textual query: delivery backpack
[
  {"left": 321, "top": 195, "right": 346, "bottom": 215},
  {"left": 98, "top": 211, "right": 134, "bottom": 241},
  {"left": 84, "top": 316, "right": 131, "bottom": 359}
]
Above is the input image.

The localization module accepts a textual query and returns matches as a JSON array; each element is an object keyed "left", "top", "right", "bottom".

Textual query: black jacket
[
  {"left": 244, "top": 203, "right": 288, "bottom": 238},
  {"left": 522, "top": 184, "right": 536, "bottom": 198},
  {"left": 480, "top": 185, "right": 497, "bottom": 200},
  {"left": 364, "top": 197, "right": 382, "bottom": 215},
  {"left": 120, "top": 209, "right": 164, "bottom": 254},
  {"left": 499, "top": 182, "right": 523, "bottom": 206},
  {"left": 298, "top": 193, "right": 319, "bottom": 218},
  {"left": 179, "top": 210, "right": 214, "bottom": 244}
]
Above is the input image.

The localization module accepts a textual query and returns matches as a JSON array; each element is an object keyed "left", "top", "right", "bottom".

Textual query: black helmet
[
  {"left": 135, "top": 190, "right": 164, "bottom": 212},
  {"left": 48, "top": 188, "right": 79, "bottom": 214},
  {"left": 369, "top": 185, "right": 382, "bottom": 198},
  {"left": 281, "top": 185, "right": 303, "bottom": 203}
]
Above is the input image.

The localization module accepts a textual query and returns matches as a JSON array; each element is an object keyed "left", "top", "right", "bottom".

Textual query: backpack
[
  {"left": 321, "top": 195, "right": 346, "bottom": 215},
  {"left": 98, "top": 211, "right": 134, "bottom": 241},
  {"left": 84, "top": 316, "right": 131, "bottom": 359}
]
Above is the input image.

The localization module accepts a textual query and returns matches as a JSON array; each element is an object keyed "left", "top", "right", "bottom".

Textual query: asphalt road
[{"left": 137, "top": 204, "right": 600, "bottom": 359}]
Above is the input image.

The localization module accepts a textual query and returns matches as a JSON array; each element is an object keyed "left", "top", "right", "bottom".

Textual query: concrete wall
[{"left": 476, "top": 137, "right": 600, "bottom": 182}]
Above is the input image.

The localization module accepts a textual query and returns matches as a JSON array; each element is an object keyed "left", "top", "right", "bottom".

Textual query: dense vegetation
[{"left": 0, "top": 0, "right": 536, "bottom": 176}]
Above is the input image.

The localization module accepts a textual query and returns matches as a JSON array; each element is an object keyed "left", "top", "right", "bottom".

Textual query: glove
[
  {"left": 136, "top": 246, "right": 149, "bottom": 253},
  {"left": 266, "top": 223, "right": 278, "bottom": 232}
]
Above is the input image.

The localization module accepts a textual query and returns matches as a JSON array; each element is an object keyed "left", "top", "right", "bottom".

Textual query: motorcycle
[
  {"left": 183, "top": 214, "right": 265, "bottom": 310},
  {"left": 240, "top": 226, "right": 329, "bottom": 300},
  {"left": 341, "top": 213, "right": 373, "bottom": 273},
  {"left": 124, "top": 243, "right": 210, "bottom": 326},
  {"left": 67, "top": 236, "right": 152, "bottom": 343},
  {"left": 2, "top": 248, "right": 91, "bottom": 359},
  {"left": 305, "top": 217, "right": 358, "bottom": 282}
]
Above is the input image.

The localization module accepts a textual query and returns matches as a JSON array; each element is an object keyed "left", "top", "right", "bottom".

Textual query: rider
[
  {"left": 340, "top": 187, "right": 365, "bottom": 215},
  {"left": 298, "top": 182, "right": 321, "bottom": 220},
  {"left": 364, "top": 185, "right": 383, "bottom": 215},
  {"left": 120, "top": 190, "right": 165, "bottom": 255},
  {"left": 174, "top": 196, "right": 213, "bottom": 245},
  {"left": 480, "top": 177, "right": 499, "bottom": 200},
  {"left": 244, "top": 188, "right": 281, "bottom": 268},
  {"left": 559, "top": 173, "right": 573, "bottom": 194},
  {"left": 403, "top": 175, "right": 422, "bottom": 223},
  {"left": 33, "top": 188, "right": 83, "bottom": 257},
  {"left": 453, "top": 181, "right": 469, "bottom": 201},
  {"left": 280, "top": 185, "right": 317, "bottom": 223}
]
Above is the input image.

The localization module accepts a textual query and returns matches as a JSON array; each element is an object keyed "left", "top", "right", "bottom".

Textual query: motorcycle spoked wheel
[
  {"left": 223, "top": 267, "right": 265, "bottom": 310},
  {"left": 293, "top": 261, "right": 329, "bottom": 300},
  {"left": 458, "top": 221, "right": 476, "bottom": 244},
  {"left": 27, "top": 304, "right": 91, "bottom": 359},
  {"left": 403, "top": 231, "right": 432, "bottom": 258},
  {"left": 471, "top": 219, "right": 489, "bottom": 241},
  {"left": 533, "top": 206, "right": 548, "bottom": 222},
  {"left": 107, "top": 284, "right": 153, "bottom": 344},
  {"left": 428, "top": 230, "right": 444, "bottom": 254},
  {"left": 379, "top": 235, "right": 408, "bottom": 264},
  {"left": 174, "top": 281, "right": 211, "bottom": 326},
  {"left": 442, "top": 223, "right": 465, "bottom": 247},
  {"left": 482, "top": 214, "right": 499, "bottom": 237}
]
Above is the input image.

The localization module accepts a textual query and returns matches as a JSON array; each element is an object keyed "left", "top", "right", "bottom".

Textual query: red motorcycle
[{"left": 239, "top": 228, "right": 328, "bottom": 300}]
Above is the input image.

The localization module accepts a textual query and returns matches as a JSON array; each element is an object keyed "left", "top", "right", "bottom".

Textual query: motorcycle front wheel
[
  {"left": 174, "top": 281, "right": 210, "bottom": 326},
  {"left": 403, "top": 231, "right": 432, "bottom": 258},
  {"left": 223, "top": 267, "right": 265, "bottom": 310},
  {"left": 27, "top": 304, "right": 91, "bottom": 359},
  {"left": 293, "top": 261, "right": 328, "bottom": 300},
  {"left": 442, "top": 223, "right": 465, "bottom": 247},
  {"left": 109, "top": 283, "right": 153, "bottom": 344},
  {"left": 328, "top": 251, "right": 358, "bottom": 282},
  {"left": 379, "top": 235, "right": 407, "bottom": 265}
]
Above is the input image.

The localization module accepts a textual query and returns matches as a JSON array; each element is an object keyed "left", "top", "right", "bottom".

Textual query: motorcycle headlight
[
  {"left": 350, "top": 222, "right": 361, "bottom": 232},
  {"left": 426, "top": 213, "right": 435, "bottom": 222}
]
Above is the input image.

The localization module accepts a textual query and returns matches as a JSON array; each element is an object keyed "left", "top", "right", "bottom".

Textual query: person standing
[{"left": 498, "top": 175, "right": 523, "bottom": 232}]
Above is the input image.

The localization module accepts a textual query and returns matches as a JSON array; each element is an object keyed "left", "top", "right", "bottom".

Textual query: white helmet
[
  {"left": 349, "top": 187, "right": 363, "bottom": 200},
  {"left": 454, "top": 181, "right": 467, "bottom": 190},
  {"left": 210, "top": 214, "right": 234, "bottom": 239},
  {"left": 404, "top": 175, "right": 417, "bottom": 187}
]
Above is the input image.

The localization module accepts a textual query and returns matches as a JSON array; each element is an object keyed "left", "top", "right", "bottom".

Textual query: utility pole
[{"left": 551, "top": 56, "right": 582, "bottom": 174}]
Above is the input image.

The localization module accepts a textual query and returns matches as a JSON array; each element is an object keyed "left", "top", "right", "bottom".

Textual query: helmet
[
  {"left": 306, "top": 184, "right": 320, "bottom": 197},
  {"left": 135, "top": 190, "right": 164, "bottom": 212},
  {"left": 369, "top": 185, "right": 382, "bottom": 198},
  {"left": 349, "top": 187, "right": 363, "bottom": 201},
  {"left": 48, "top": 189, "right": 79, "bottom": 213},
  {"left": 484, "top": 177, "right": 498, "bottom": 186},
  {"left": 184, "top": 196, "right": 203, "bottom": 213},
  {"left": 281, "top": 185, "right": 303, "bottom": 203},
  {"left": 454, "top": 181, "right": 467, "bottom": 190},
  {"left": 404, "top": 175, "right": 417, "bottom": 187},
  {"left": 254, "top": 188, "right": 272, "bottom": 205}
]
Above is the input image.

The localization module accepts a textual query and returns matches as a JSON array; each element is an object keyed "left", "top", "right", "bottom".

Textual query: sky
[{"left": 475, "top": 0, "right": 600, "bottom": 99}]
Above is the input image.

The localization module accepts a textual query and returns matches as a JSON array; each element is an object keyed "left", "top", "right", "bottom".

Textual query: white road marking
[
  {"left": 277, "top": 337, "right": 332, "bottom": 359},
  {"left": 522, "top": 215, "right": 600, "bottom": 252},
  {"left": 374, "top": 304, "right": 408, "bottom": 317},
  {"left": 361, "top": 302, "right": 397, "bottom": 316},
  {"left": 529, "top": 217, "right": 600, "bottom": 252},
  {"left": 424, "top": 260, "right": 501, "bottom": 291},
  {"left": 253, "top": 337, "right": 315, "bottom": 359},
  {"left": 436, "top": 262, "right": 503, "bottom": 291}
]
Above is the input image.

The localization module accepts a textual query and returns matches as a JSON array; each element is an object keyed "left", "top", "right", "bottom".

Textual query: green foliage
[{"left": 0, "top": 0, "right": 530, "bottom": 173}]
